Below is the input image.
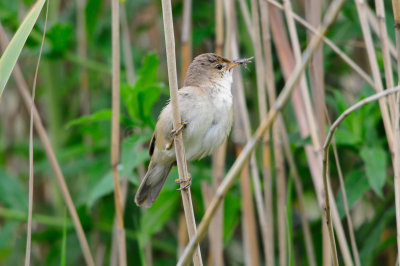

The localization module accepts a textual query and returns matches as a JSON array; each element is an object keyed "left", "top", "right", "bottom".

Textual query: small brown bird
[{"left": 135, "top": 53, "right": 252, "bottom": 207}]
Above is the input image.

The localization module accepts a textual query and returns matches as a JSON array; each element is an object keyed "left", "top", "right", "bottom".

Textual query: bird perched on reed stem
[{"left": 135, "top": 53, "right": 253, "bottom": 207}]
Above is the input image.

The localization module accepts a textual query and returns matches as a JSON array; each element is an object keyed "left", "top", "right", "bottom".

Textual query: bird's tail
[{"left": 135, "top": 161, "right": 173, "bottom": 207}]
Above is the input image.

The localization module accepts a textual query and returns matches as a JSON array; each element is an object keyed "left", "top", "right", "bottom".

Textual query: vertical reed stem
[
  {"left": 111, "top": 0, "right": 127, "bottom": 265},
  {"left": 210, "top": 0, "right": 225, "bottom": 264},
  {"left": 280, "top": 118, "right": 317, "bottom": 266},
  {"left": 391, "top": 0, "right": 400, "bottom": 260},
  {"left": 76, "top": 0, "right": 90, "bottom": 116},
  {"left": 25, "top": 1, "right": 49, "bottom": 265},
  {"left": 160, "top": 0, "right": 203, "bottom": 264},
  {"left": 258, "top": 1, "right": 276, "bottom": 264}
]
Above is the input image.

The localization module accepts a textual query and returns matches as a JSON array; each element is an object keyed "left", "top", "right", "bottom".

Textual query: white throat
[{"left": 212, "top": 70, "right": 233, "bottom": 93}]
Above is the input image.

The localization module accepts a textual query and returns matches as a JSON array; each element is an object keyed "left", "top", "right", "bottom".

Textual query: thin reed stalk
[
  {"left": 180, "top": 0, "right": 192, "bottom": 83},
  {"left": 110, "top": 177, "right": 130, "bottom": 266},
  {"left": 215, "top": 0, "right": 223, "bottom": 55},
  {"left": 25, "top": 1, "right": 49, "bottom": 265},
  {"left": 280, "top": 118, "right": 316, "bottom": 266},
  {"left": 355, "top": 3, "right": 400, "bottom": 264},
  {"left": 322, "top": 85, "right": 400, "bottom": 266},
  {"left": 331, "top": 135, "right": 361, "bottom": 266},
  {"left": 282, "top": 0, "right": 320, "bottom": 158},
  {"left": 306, "top": 0, "right": 325, "bottom": 143},
  {"left": 366, "top": 6, "right": 397, "bottom": 61},
  {"left": 76, "top": 0, "right": 90, "bottom": 116},
  {"left": 235, "top": 147, "right": 261, "bottom": 266},
  {"left": 177, "top": 1, "right": 345, "bottom": 263},
  {"left": 325, "top": 106, "right": 360, "bottom": 266},
  {"left": 304, "top": 1, "right": 330, "bottom": 264},
  {"left": 282, "top": 1, "right": 327, "bottom": 264},
  {"left": 110, "top": 0, "right": 127, "bottom": 265},
  {"left": 228, "top": 2, "right": 261, "bottom": 265},
  {"left": 178, "top": 0, "right": 192, "bottom": 259},
  {"left": 258, "top": 1, "right": 276, "bottom": 264},
  {"left": 354, "top": 0, "right": 395, "bottom": 150},
  {"left": 375, "top": 0, "right": 396, "bottom": 125},
  {"left": 160, "top": 0, "right": 203, "bottom": 264},
  {"left": 391, "top": 0, "right": 400, "bottom": 260},
  {"left": 246, "top": 0, "right": 274, "bottom": 263},
  {"left": 121, "top": 3, "right": 135, "bottom": 84},
  {"left": 0, "top": 24, "right": 95, "bottom": 266},
  {"left": 110, "top": 4, "right": 136, "bottom": 265},
  {"left": 209, "top": 0, "right": 225, "bottom": 264}
]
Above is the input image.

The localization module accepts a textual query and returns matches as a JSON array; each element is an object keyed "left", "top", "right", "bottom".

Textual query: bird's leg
[
  {"left": 175, "top": 173, "right": 192, "bottom": 190},
  {"left": 166, "top": 121, "right": 188, "bottom": 150}
]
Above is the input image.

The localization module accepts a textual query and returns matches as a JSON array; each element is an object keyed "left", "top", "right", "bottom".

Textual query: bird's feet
[
  {"left": 170, "top": 120, "right": 188, "bottom": 137},
  {"left": 166, "top": 121, "right": 188, "bottom": 150},
  {"left": 175, "top": 174, "right": 192, "bottom": 190}
]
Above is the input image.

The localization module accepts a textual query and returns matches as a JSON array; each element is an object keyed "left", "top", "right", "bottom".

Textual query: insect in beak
[{"left": 226, "top": 57, "right": 254, "bottom": 70}]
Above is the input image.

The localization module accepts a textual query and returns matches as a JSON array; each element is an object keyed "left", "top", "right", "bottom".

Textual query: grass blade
[
  {"left": 0, "top": 0, "right": 46, "bottom": 97},
  {"left": 60, "top": 209, "right": 67, "bottom": 266}
]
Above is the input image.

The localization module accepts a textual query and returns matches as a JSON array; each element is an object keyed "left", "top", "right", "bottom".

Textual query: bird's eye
[{"left": 216, "top": 64, "right": 223, "bottom": 70}]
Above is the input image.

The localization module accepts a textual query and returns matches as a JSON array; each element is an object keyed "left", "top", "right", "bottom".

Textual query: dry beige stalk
[
  {"left": 110, "top": 0, "right": 127, "bottom": 265},
  {"left": 228, "top": 1, "right": 261, "bottom": 265},
  {"left": 209, "top": 0, "right": 225, "bottom": 264},
  {"left": 121, "top": 3, "right": 135, "bottom": 84},
  {"left": 76, "top": 0, "right": 90, "bottom": 117},
  {"left": 390, "top": 0, "right": 400, "bottom": 261},
  {"left": 160, "top": 0, "right": 203, "bottom": 264},
  {"left": 280, "top": 118, "right": 316, "bottom": 266},
  {"left": 25, "top": 1, "right": 49, "bottom": 266},
  {"left": 259, "top": 1, "right": 276, "bottom": 264},
  {"left": 248, "top": 0, "right": 274, "bottom": 263}
]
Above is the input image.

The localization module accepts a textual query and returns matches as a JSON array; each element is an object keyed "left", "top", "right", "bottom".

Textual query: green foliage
[
  {"left": 138, "top": 189, "right": 180, "bottom": 244},
  {"left": 60, "top": 210, "right": 67, "bottom": 266},
  {"left": 85, "top": 0, "right": 103, "bottom": 40},
  {"left": 66, "top": 109, "right": 112, "bottom": 128},
  {"left": 86, "top": 133, "right": 150, "bottom": 208},
  {"left": 360, "top": 146, "right": 387, "bottom": 198},
  {"left": 46, "top": 23, "right": 72, "bottom": 56},
  {"left": 360, "top": 209, "right": 395, "bottom": 266},
  {"left": 223, "top": 190, "right": 241, "bottom": 243},
  {"left": 0, "top": 169, "right": 28, "bottom": 211},
  {"left": 121, "top": 53, "right": 163, "bottom": 127},
  {"left": 336, "top": 170, "right": 370, "bottom": 218}
]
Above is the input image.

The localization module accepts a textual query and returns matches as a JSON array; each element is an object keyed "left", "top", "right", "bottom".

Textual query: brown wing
[{"left": 149, "top": 133, "right": 156, "bottom": 157}]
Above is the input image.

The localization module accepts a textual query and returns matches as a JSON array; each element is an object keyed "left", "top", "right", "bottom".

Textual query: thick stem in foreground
[{"left": 160, "top": 0, "right": 202, "bottom": 265}]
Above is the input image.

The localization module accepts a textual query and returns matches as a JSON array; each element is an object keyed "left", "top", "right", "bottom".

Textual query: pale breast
[
  {"left": 185, "top": 84, "right": 233, "bottom": 160},
  {"left": 153, "top": 83, "right": 233, "bottom": 163}
]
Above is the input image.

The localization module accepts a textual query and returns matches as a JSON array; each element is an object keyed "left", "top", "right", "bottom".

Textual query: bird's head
[{"left": 184, "top": 53, "right": 253, "bottom": 88}]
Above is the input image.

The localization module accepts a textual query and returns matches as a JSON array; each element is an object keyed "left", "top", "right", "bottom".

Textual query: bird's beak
[{"left": 226, "top": 57, "right": 254, "bottom": 70}]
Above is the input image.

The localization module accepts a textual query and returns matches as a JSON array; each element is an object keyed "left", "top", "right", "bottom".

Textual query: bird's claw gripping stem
[
  {"left": 166, "top": 121, "right": 188, "bottom": 150},
  {"left": 170, "top": 120, "right": 188, "bottom": 137},
  {"left": 175, "top": 174, "right": 192, "bottom": 190}
]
